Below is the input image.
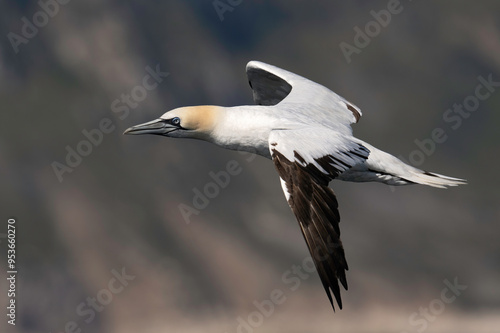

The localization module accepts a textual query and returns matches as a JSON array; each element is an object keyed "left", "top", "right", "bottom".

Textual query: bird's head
[{"left": 123, "top": 105, "right": 221, "bottom": 139}]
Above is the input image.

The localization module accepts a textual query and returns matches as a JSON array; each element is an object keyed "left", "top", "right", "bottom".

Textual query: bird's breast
[
  {"left": 211, "top": 128, "right": 272, "bottom": 158},
  {"left": 210, "top": 115, "right": 276, "bottom": 158}
]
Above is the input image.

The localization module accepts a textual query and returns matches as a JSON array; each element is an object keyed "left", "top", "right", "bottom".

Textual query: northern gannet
[{"left": 124, "top": 61, "right": 466, "bottom": 310}]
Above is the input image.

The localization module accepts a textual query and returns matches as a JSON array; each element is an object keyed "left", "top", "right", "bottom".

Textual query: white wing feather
[
  {"left": 247, "top": 61, "right": 362, "bottom": 135},
  {"left": 268, "top": 128, "right": 370, "bottom": 179}
]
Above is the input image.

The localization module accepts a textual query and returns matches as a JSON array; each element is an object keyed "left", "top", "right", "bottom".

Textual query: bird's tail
[
  {"left": 403, "top": 169, "right": 467, "bottom": 188},
  {"left": 359, "top": 143, "right": 467, "bottom": 188}
]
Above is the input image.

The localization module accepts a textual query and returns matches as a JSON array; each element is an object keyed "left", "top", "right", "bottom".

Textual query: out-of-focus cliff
[{"left": 0, "top": 1, "right": 499, "bottom": 332}]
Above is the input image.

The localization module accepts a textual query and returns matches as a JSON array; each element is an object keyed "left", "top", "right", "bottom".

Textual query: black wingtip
[
  {"left": 331, "top": 287, "right": 343, "bottom": 310},
  {"left": 326, "top": 290, "right": 335, "bottom": 312},
  {"left": 332, "top": 288, "right": 343, "bottom": 310},
  {"left": 339, "top": 274, "right": 349, "bottom": 290}
]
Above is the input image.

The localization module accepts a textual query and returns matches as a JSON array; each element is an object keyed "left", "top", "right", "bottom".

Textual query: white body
[{"left": 207, "top": 104, "right": 462, "bottom": 188}]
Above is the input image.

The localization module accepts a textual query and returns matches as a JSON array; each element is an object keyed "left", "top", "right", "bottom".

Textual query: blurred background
[{"left": 1, "top": 1, "right": 499, "bottom": 332}]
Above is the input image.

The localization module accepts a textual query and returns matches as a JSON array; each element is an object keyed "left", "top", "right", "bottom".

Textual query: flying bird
[{"left": 124, "top": 61, "right": 466, "bottom": 310}]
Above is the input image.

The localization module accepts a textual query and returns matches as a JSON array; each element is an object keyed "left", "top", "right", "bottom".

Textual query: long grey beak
[{"left": 123, "top": 119, "right": 176, "bottom": 135}]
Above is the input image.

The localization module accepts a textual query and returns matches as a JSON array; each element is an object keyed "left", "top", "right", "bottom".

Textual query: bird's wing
[
  {"left": 246, "top": 61, "right": 362, "bottom": 133},
  {"left": 268, "top": 128, "right": 370, "bottom": 310}
]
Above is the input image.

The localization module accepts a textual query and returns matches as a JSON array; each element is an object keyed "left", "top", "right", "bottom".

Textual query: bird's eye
[{"left": 171, "top": 117, "right": 180, "bottom": 126}]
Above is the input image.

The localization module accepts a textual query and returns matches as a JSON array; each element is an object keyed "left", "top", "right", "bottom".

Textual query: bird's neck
[{"left": 207, "top": 105, "right": 275, "bottom": 158}]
